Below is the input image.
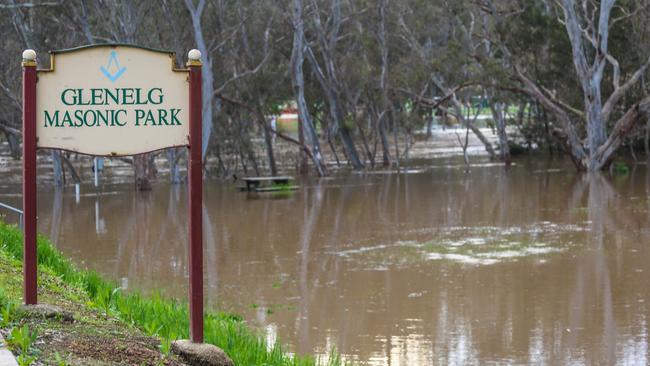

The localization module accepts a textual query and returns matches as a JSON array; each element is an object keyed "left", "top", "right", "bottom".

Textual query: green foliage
[
  {"left": 95, "top": 286, "right": 121, "bottom": 320},
  {"left": 0, "top": 298, "right": 19, "bottom": 328},
  {"left": 6, "top": 324, "right": 38, "bottom": 366},
  {"left": 613, "top": 161, "right": 630, "bottom": 175},
  {"left": 16, "top": 353, "right": 37, "bottom": 366},
  {"left": 0, "top": 222, "right": 344, "bottom": 366},
  {"left": 53, "top": 352, "right": 69, "bottom": 366},
  {"left": 159, "top": 333, "right": 175, "bottom": 356},
  {"left": 270, "top": 182, "right": 295, "bottom": 192}
]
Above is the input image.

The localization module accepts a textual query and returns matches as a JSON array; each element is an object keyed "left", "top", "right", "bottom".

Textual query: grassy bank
[{"left": 0, "top": 221, "right": 341, "bottom": 365}]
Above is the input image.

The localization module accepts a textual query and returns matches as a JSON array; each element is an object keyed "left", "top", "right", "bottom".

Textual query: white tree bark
[
  {"left": 491, "top": 101, "right": 511, "bottom": 165},
  {"left": 557, "top": 0, "right": 649, "bottom": 170},
  {"left": 184, "top": 0, "right": 214, "bottom": 160},
  {"left": 503, "top": 0, "right": 650, "bottom": 171},
  {"left": 10, "top": 1, "right": 64, "bottom": 186},
  {"left": 378, "top": 0, "right": 392, "bottom": 167},
  {"left": 290, "top": 0, "right": 327, "bottom": 176},
  {"left": 306, "top": 0, "right": 364, "bottom": 170}
]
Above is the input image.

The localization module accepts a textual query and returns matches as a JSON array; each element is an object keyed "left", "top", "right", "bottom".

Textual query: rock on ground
[
  {"left": 21, "top": 304, "right": 74, "bottom": 323},
  {"left": 171, "top": 340, "right": 233, "bottom": 366},
  {"left": 0, "top": 333, "right": 19, "bottom": 366}
]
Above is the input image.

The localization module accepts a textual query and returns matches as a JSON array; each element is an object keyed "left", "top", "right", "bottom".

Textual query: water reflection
[{"left": 0, "top": 160, "right": 649, "bottom": 365}]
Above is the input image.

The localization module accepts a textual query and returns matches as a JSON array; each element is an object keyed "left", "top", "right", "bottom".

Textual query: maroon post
[
  {"left": 22, "top": 50, "right": 38, "bottom": 305},
  {"left": 187, "top": 49, "right": 204, "bottom": 343}
]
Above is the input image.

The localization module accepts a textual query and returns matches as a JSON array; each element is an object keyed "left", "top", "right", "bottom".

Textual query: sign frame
[
  {"left": 21, "top": 44, "right": 205, "bottom": 343},
  {"left": 35, "top": 44, "right": 191, "bottom": 157}
]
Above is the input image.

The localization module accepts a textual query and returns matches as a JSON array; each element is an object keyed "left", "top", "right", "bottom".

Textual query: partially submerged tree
[
  {"left": 506, "top": 0, "right": 650, "bottom": 171},
  {"left": 290, "top": 0, "right": 327, "bottom": 176}
]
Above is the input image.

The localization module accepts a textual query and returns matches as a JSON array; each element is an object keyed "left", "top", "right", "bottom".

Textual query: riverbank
[{"left": 0, "top": 221, "right": 341, "bottom": 366}]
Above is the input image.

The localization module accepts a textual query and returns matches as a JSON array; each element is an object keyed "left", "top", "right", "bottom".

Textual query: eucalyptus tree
[
  {"left": 339, "top": 0, "right": 381, "bottom": 167},
  {"left": 496, "top": 0, "right": 650, "bottom": 171},
  {"left": 626, "top": 3, "right": 650, "bottom": 154},
  {"left": 4, "top": 0, "right": 66, "bottom": 186},
  {"left": 394, "top": 0, "right": 498, "bottom": 160},
  {"left": 107, "top": 0, "right": 159, "bottom": 190},
  {"left": 229, "top": 1, "right": 284, "bottom": 176},
  {"left": 304, "top": 0, "right": 364, "bottom": 170},
  {"left": 290, "top": 0, "right": 328, "bottom": 176},
  {"left": 159, "top": 0, "right": 192, "bottom": 184},
  {"left": 0, "top": 14, "right": 21, "bottom": 159},
  {"left": 559, "top": 0, "right": 649, "bottom": 170},
  {"left": 377, "top": 0, "right": 393, "bottom": 166},
  {"left": 183, "top": 0, "right": 214, "bottom": 161},
  {"left": 472, "top": 3, "right": 516, "bottom": 165}
]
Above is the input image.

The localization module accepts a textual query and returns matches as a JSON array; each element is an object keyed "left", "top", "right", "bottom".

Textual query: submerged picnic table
[{"left": 240, "top": 176, "right": 298, "bottom": 192}]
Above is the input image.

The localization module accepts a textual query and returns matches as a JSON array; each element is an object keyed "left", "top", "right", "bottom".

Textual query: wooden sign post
[
  {"left": 21, "top": 45, "right": 205, "bottom": 343},
  {"left": 187, "top": 49, "right": 204, "bottom": 343},
  {"left": 22, "top": 49, "right": 37, "bottom": 306}
]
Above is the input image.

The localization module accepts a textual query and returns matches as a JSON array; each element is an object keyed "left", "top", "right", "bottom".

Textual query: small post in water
[{"left": 94, "top": 157, "right": 99, "bottom": 187}]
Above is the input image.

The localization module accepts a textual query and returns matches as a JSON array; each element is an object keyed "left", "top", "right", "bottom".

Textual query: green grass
[{"left": 0, "top": 221, "right": 344, "bottom": 366}]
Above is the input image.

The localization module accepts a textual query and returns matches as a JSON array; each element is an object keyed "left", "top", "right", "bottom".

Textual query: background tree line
[{"left": 1, "top": 0, "right": 650, "bottom": 189}]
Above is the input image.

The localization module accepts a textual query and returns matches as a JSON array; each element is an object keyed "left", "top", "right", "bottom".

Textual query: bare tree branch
[{"left": 602, "top": 54, "right": 650, "bottom": 123}]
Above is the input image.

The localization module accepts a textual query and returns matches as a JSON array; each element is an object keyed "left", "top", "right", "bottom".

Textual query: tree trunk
[
  {"left": 297, "top": 116, "right": 310, "bottom": 174},
  {"left": 491, "top": 102, "right": 511, "bottom": 166},
  {"left": 516, "top": 68, "right": 587, "bottom": 168},
  {"left": 327, "top": 134, "right": 342, "bottom": 167},
  {"left": 184, "top": 0, "right": 214, "bottom": 160},
  {"left": 61, "top": 154, "right": 81, "bottom": 184},
  {"left": 290, "top": 0, "right": 327, "bottom": 176},
  {"left": 645, "top": 119, "right": 650, "bottom": 159},
  {"left": 134, "top": 154, "right": 156, "bottom": 190},
  {"left": 378, "top": 0, "right": 392, "bottom": 167},
  {"left": 356, "top": 118, "right": 374, "bottom": 167},
  {"left": 241, "top": 131, "right": 260, "bottom": 176},
  {"left": 167, "top": 148, "right": 181, "bottom": 184},
  {"left": 261, "top": 118, "right": 278, "bottom": 176},
  {"left": 391, "top": 110, "right": 400, "bottom": 169},
  {"left": 431, "top": 77, "right": 497, "bottom": 159},
  {"left": 452, "top": 100, "right": 497, "bottom": 159},
  {"left": 591, "top": 97, "right": 650, "bottom": 170},
  {"left": 10, "top": 5, "right": 66, "bottom": 186},
  {"left": 4, "top": 131, "right": 20, "bottom": 160},
  {"left": 426, "top": 87, "right": 437, "bottom": 139},
  {"left": 304, "top": 4, "right": 365, "bottom": 170},
  {"left": 378, "top": 112, "right": 391, "bottom": 166},
  {"left": 338, "top": 125, "right": 363, "bottom": 169},
  {"left": 51, "top": 151, "right": 64, "bottom": 187},
  {"left": 426, "top": 115, "right": 434, "bottom": 140}
]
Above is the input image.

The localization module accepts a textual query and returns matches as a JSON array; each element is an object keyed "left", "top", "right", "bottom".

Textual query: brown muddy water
[{"left": 1, "top": 157, "right": 649, "bottom": 365}]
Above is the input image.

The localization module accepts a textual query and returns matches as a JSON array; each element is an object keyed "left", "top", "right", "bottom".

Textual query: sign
[
  {"left": 36, "top": 45, "right": 189, "bottom": 156},
  {"left": 22, "top": 45, "right": 205, "bottom": 343}
]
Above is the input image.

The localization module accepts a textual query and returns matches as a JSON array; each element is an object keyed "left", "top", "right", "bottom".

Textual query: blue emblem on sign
[{"left": 100, "top": 51, "right": 126, "bottom": 82}]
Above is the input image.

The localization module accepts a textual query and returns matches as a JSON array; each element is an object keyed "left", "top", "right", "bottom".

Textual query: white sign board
[{"left": 36, "top": 45, "right": 189, "bottom": 156}]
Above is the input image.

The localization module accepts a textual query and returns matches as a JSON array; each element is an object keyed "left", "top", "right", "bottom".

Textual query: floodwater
[{"left": 1, "top": 157, "right": 649, "bottom": 365}]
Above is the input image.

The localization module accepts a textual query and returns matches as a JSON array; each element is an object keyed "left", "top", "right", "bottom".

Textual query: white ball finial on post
[
  {"left": 22, "top": 49, "right": 37, "bottom": 66},
  {"left": 188, "top": 49, "right": 201, "bottom": 61},
  {"left": 187, "top": 49, "right": 202, "bottom": 67}
]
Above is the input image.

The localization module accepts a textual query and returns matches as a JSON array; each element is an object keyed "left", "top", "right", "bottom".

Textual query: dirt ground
[{"left": 0, "top": 253, "right": 186, "bottom": 366}]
